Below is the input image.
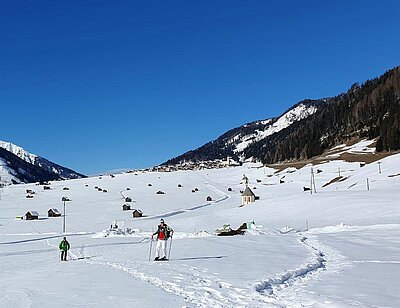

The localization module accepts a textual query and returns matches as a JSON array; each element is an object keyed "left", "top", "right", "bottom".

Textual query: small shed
[
  {"left": 125, "top": 197, "right": 132, "bottom": 202},
  {"left": 132, "top": 209, "right": 143, "bottom": 218},
  {"left": 25, "top": 211, "right": 39, "bottom": 220},
  {"left": 156, "top": 190, "right": 165, "bottom": 195},
  {"left": 122, "top": 204, "right": 131, "bottom": 211},
  {"left": 43, "top": 186, "right": 51, "bottom": 190},
  {"left": 26, "top": 195, "right": 34, "bottom": 198},
  {"left": 48, "top": 208, "right": 61, "bottom": 217},
  {"left": 206, "top": 196, "right": 212, "bottom": 201},
  {"left": 241, "top": 187, "right": 256, "bottom": 205},
  {"left": 63, "top": 187, "right": 70, "bottom": 190}
]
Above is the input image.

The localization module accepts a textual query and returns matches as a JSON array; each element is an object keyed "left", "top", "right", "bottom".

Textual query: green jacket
[{"left": 59, "top": 240, "right": 70, "bottom": 251}]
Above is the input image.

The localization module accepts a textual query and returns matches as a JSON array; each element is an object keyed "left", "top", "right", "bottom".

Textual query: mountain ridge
[
  {"left": 163, "top": 66, "right": 400, "bottom": 166},
  {"left": 0, "top": 140, "right": 85, "bottom": 184}
]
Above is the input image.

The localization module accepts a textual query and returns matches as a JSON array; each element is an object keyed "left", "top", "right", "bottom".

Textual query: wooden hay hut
[
  {"left": 206, "top": 196, "right": 212, "bottom": 201},
  {"left": 132, "top": 209, "right": 143, "bottom": 218},
  {"left": 43, "top": 186, "right": 51, "bottom": 190},
  {"left": 25, "top": 211, "right": 39, "bottom": 220},
  {"left": 63, "top": 187, "right": 70, "bottom": 190},
  {"left": 26, "top": 195, "right": 34, "bottom": 198},
  {"left": 156, "top": 191, "right": 165, "bottom": 195},
  {"left": 122, "top": 204, "right": 131, "bottom": 211},
  {"left": 125, "top": 197, "right": 132, "bottom": 202},
  {"left": 48, "top": 208, "right": 61, "bottom": 217}
]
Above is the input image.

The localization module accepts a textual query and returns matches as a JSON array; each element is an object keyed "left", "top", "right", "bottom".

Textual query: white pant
[{"left": 156, "top": 240, "right": 167, "bottom": 258}]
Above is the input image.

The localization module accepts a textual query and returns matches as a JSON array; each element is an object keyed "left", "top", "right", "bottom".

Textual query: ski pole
[
  {"left": 148, "top": 236, "right": 153, "bottom": 261},
  {"left": 168, "top": 236, "right": 173, "bottom": 260}
]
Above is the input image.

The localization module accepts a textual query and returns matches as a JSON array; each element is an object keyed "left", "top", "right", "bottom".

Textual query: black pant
[{"left": 61, "top": 251, "right": 68, "bottom": 261}]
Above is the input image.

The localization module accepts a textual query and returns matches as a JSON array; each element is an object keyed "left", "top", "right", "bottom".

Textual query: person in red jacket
[{"left": 152, "top": 219, "right": 173, "bottom": 261}]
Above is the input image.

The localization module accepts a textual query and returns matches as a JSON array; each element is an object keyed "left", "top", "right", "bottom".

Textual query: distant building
[
  {"left": 207, "top": 196, "right": 212, "bottom": 201},
  {"left": 132, "top": 209, "right": 143, "bottom": 218},
  {"left": 25, "top": 211, "right": 39, "bottom": 220},
  {"left": 122, "top": 204, "right": 131, "bottom": 211},
  {"left": 241, "top": 187, "right": 255, "bottom": 205},
  {"left": 125, "top": 197, "right": 132, "bottom": 202},
  {"left": 48, "top": 208, "right": 61, "bottom": 217}
]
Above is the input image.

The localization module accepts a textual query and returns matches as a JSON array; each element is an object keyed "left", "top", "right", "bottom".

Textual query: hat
[{"left": 160, "top": 219, "right": 164, "bottom": 223}]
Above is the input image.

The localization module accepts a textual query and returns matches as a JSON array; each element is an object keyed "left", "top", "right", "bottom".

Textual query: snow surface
[{"left": 1, "top": 152, "right": 400, "bottom": 307}]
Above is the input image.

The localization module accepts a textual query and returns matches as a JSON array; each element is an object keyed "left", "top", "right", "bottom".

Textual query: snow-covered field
[{"left": 1, "top": 151, "right": 400, "bottom": 307}]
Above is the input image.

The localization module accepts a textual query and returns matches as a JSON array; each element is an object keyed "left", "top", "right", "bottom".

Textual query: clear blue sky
[{"left": 1, "top": 0, "right": 400, "bottom": 175}]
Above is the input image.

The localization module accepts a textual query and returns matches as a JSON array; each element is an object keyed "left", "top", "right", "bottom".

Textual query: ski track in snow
[
  {"left": 40, "top": 223, "right": 400, "bottom": 307},
  {"left": 69, "top": 252, "right": 278, "bottom": 307},
  {"left": 139, "top": 180, "right": 229, "bottom": 221}
]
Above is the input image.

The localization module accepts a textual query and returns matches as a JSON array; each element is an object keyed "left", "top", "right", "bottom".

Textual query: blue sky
[{"left": 1, "top": 0, "right": 400, "bottom": 175}]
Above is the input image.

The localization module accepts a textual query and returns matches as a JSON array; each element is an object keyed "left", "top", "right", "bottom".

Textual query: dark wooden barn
[
  {"left": 122, "top": 204, "right": 131, "bottom": 211},
  {"left": 132, "top": 209, "right": 143, "bottom": 218},
  {"left": 48, "top": 208, "right": 61, "bottom": 217},
  {"left": 25, "top": 211, "right": 39, "bottom": 220}
]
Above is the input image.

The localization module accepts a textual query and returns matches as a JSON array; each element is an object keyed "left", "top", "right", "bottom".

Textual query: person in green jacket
[{"left": 59, "top": 237, "right": 70, "bottom": 261}]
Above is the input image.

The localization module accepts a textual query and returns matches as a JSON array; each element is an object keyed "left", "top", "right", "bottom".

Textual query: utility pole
[
  {"left": 63, "top": 199, "right": 66, "bottom": 233},
  {"left": 62, "top": 197, "right": 71, "bottom": 233},
  {"left": 310, "top": 167, "right": 317, "bottom": 194},
  {"left": 378, "top": 162, "right": 382, "bottom": 174},
  {"left": 366, "top": 178, "right": 370, "bottom": 191}
]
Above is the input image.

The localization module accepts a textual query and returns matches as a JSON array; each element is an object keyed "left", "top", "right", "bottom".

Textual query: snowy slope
[
  {"left": 1, "top": 146, "right": 400, "bottom": 307},
  {"left": 234, "top": 103, "right": 318, "bottom": 153}
]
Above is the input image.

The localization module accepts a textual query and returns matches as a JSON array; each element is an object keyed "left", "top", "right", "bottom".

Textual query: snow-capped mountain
[
  {"left": 234, "top": 102, "right": 319, "bottom": 154},
  {"left": 0, "top": 141, "right": 37, "bottom": 165},
  {"left": 164, "top": 66, "right": 400, "bottom": 166},
  {"left": 0, "top": 140, "right": 85, "bottom": 185},
  {"left": 163, "top": 99, "right": 326, "bottom": 165}
]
